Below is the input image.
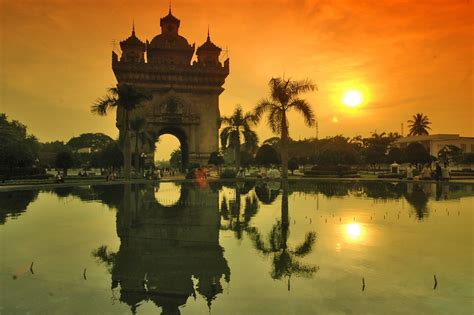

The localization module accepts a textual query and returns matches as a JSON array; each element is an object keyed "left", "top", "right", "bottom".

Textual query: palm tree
[
  {"left": 408, "top": 113, "right": 431, "bottom": 136},
  {"left": 246, "top": 186, "right": 318, "bottom": 290},
  {"left": 220, "top": 184, "right": 259, "bottom": 240},
  {"left": 254, "top": 77, "right": 316, "bottom": 179},
  {"left": 91, "top": 84, "right": 150, "bottom": 180},
  {"left": 220, "top": 105, "right": 259, "bottom": 170},
  {"left": 130, "top": 117, "right": 157, "bottom": 176}
]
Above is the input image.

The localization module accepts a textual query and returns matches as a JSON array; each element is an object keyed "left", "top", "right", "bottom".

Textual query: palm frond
[
  {"left": 288, "top": 79, "right": 316, "bottom": 97},
  {"left": 229, "top": 130, "right": 240, "bottom": 147},
  {"left": 291, "top": 232, "right": 316, "bottom": 257},
  {"left": 267, "top": 106, "right": 283, "bottom": 134},
  {"left": 242, "top": 128, "right": 259, "bottom": 152},
  {"left": 220, "top": 116, "right": 234, "bottom": 126},
  {"left": 269, "top": 77, "right": 291, "bottom": 106},
  {"left": 289, "top": 99, "right": 316, "bottom": 127},
  {"left": 107, "top": 86, "right": 119, "bottom": 96},
  {"left": 254, "top": 99, "right": 277, "bottom": 122},
  {"left": 246, "top": 227, "right": 272, "bottom": 255},
  {"left": 220, "top": 126, "right": 233, "bottom": 148},
  {"left": 91, "top": 96, "right": 117, "bottom": 116}
]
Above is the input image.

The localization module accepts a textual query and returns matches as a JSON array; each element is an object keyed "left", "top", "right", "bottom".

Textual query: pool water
[{"left": 0, "top": 181, "right": 473, "bottom": 314}]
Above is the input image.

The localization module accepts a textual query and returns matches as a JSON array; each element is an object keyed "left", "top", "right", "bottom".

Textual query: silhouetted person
[
  {"left": 441, "top": 162, "right": 450, "bottom": 181},
  {"left": 434, "top": 162, "right": 442, "bottom": 181}
]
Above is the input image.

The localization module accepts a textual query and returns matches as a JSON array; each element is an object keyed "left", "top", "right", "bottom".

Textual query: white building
[
  {"left": 76, "top": 147, "right": 92, "bottom": 154},
  {"left": 394, "top": 134, "right": 474, "bottom": 156}
]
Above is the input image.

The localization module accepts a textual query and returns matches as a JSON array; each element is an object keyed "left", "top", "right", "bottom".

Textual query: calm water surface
[{"left": 0, "top": 181, "right": 473, "bottom": 315}]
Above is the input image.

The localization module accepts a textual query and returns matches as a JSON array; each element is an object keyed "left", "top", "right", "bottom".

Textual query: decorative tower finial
[
  {"left": 132, "top": 19, "right": 135, "bottom": 36},
  {"left": 169, "top": 1, "right": 172, "bottom": 14},
  {"left": 207, "top": 25, "right": 210, "bottom": 41}
]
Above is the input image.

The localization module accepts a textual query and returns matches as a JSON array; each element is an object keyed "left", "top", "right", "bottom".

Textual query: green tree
[
  {"left": 66, "top": 133, "right": 114, "bottom": 152},
  {"left": 254, "top": 77, "right": 316, "bottom": 179},
  {"left": 55, "top": 151, "right": 74, "bottom": 175},
  {"left": 39, "top": 141, "right": 69, "bottom": 167},
  {"left": 91, "top": 84, "right": 151, "bottom": 180},
  {"left": 405, "top": 142, "right": 430, "bottom": 165},
  {"left": 240, "top": 150, "right": 255, "bottom": 168},
  {"left": 363, "top": 132, "right": 392, "bottom": 169},
  {"left": 99, "top": 142, "right": 123, "bottom": 170},
  {"left": 0, "top": 114, "right": 39, "bottom": 171},
  {"left": 408, "top": 113, "right": 431, "bottom": 136},
  {"left": 386, "top": 147, "right": 405, "bottom": 164},
  {"left": 316, "top": 136, "right": 358, "bottom": 165},
  {"left": 220, "top": 105, "right": 259, "bottom": 170},
  {"left": 169, "top": 149, "right": 182, "bottom": 169},
  {"left": 438, "top": 145, "right": 463, "bottom": 163},
  {"left": 255, "top": 144, "right": 279, "bottom": 166},
  {"left": 288, "top": 157, "right": 299, "bottom": 175},
  {"left": 208, "top": 151, "right": 225, "bottom": 174}
]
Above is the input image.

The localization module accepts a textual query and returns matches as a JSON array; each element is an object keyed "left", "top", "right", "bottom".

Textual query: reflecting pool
[{"left": 0, "top": 181, "right": 473, "bottom": 314}]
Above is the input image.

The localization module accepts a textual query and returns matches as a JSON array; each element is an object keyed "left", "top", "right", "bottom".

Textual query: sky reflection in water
[{"left": 0, "top": 181, "right": 473, "bottom": 315}]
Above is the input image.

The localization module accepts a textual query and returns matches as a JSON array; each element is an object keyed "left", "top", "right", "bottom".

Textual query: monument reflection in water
[
  {"left": 0, "top": 180, "right": 472, "bottom": 314},
  {"left": 93, "top": 183, "right": 230, "bottom": 315}
]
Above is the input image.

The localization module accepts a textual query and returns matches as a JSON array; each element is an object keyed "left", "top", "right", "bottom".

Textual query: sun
[{"left": 343, "top": 90, "right": 363, "bottom": 107}]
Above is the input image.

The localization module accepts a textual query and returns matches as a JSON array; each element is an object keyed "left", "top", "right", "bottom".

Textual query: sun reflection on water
[{"left": 345, "top": 223, "right": 362, "bottom": 241}]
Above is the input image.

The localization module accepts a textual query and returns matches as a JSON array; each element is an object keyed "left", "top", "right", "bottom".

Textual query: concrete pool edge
[{"left": 1, "top": 176, "right": 473, "bottom": 192}]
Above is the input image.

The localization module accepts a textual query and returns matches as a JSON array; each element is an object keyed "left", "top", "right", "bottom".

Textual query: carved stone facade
[{"left": 113, "top": 8, "right": 229, "bottom": 167}]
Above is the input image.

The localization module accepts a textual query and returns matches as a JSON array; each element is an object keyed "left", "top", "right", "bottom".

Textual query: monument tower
[{"left": 112, "top": 7, "right": 229, "bottom": 167}]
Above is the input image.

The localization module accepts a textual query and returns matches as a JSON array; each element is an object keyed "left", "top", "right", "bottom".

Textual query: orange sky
[{"left": 1, "top": 0, "right": 472, "bottom": 159}]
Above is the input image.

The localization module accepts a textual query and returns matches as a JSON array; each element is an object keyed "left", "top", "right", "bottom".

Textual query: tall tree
[
  {"left": 169, "top": 149, "right": 182, "bottom": 169},
  {"left": 408, "top": 113, "right": 431, "bottom": 136},
  {"left": 220, "top": 105, "right": 259, "bottom": 170},
  {"left": 254, "top": 77, "right": 316, "bottom": 179},
  {"left": 0, "top": 114, "right": 39, "bottom": 171},
  {"left": 91, "top": 84, "right": 150, "bottom": 180},
  {"left": 66, "top": 133, "right": 114, "bottom": 152}
]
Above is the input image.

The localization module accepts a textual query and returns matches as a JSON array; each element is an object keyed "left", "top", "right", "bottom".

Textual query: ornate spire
[
  {"left": 197, "top": 26, "right": 221, "bottom": 53},
  {"left": 160, "top": 3, "right": 180, "bottom": 29},
  {"left": 120, "top": 20, "right": 145, "bottom": 51}
]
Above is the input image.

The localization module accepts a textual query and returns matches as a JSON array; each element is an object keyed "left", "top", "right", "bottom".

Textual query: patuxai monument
[{"left": 112, "top": 7, "right": 229, "bottom": 167}]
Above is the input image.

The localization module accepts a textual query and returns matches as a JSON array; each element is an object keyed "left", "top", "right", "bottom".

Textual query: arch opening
[{"left": 153, "top": 126, "right": 189, "bottom": 171}]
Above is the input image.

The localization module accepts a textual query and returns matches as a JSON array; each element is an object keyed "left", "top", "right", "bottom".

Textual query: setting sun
[{"left": 343, "top": 90, "right": 363, "bottom": 107}]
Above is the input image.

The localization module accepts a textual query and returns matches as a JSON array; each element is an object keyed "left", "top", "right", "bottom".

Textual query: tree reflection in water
[
  {"left": 0, "top": 190, "right": 39, "bottom": 224},
  {"left": 247, "top": 181, "right": 318, "bottom": 291},
  {"left": 92, "top": 183, "right": 230, "bottom": 315},
  {"left": 219, "top": 181, "right": 259, "bottom": 240}
]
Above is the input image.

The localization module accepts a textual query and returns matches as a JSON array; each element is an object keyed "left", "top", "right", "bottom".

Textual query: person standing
[
  {"left": 421, "top": 164, "right": 432, "bottom": 180},
  {"left": 406, "top": 164, "right": 414, "bottom": 180},
  {"left": 441, "top": 162, "right": 450, "bottom": 181},
  {"left": 434, "top": 162, "right": 442, "bottom": 181}
]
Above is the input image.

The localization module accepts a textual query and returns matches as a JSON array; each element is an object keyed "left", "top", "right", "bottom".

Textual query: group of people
[
  {"left": 103, "top": 168, "right": 117, "bottom": 181},
  {"left": 406, "top": 162, "right": 450, "bottom": 181},
  {"left": 144, "top": 167, "right": 180, "bottom": 180}
]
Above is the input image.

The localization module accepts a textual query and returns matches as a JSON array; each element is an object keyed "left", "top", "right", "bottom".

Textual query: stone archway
[
  {"left": 112, "top": 10, "right": 229, "bottom": 168},
  {"left": 153, "top": 126, "right": 189, "bottom": 170}
]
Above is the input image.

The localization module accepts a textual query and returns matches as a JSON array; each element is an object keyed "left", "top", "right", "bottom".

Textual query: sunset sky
[{"left": 1, "top": 0, "right": 472, "bottom": 159}]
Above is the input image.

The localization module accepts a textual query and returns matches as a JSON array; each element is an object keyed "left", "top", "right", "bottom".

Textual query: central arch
[{"left": 154, "top": 126, "right": 189, "bottom": 170}]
